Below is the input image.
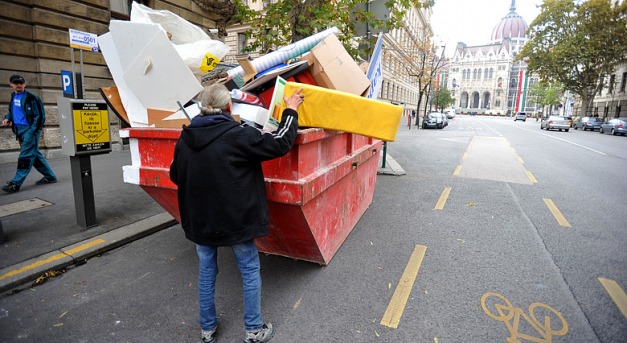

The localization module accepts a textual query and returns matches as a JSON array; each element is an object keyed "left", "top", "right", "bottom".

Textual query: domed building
[{"left": 446, "top": 0, "right": 538, "bottom": 116}]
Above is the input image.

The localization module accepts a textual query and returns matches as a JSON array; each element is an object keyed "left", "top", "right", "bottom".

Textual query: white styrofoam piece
[
  {"left": 122, "top": 165, "right": 140, "bottom": 185},
  {"left": 231, "top": 103, "right": 268, "bottom": 126},
  {"left": 97, "top": 32, "right": 149, "bottom": 126},
  {"left": 129, "top": 138, "right": 141, "bottom": 167},
  {"left": 109, "top": 21, "right": 164, "bottom": 69},
  {"left": 122, "top": 27, "right": 203, "bottom": 113}
]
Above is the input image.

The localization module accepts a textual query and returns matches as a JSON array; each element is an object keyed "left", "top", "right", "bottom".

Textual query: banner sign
[{"left": 366, "top": 34, "right": 384, "bottom": 99}]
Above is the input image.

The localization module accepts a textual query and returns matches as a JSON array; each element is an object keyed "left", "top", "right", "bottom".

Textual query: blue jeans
[
  {"left": 196, "top": 240, "right": 264, "bottom": 332},
  {"left": 11, "top": 125, "right": 56, "bottom": 186}
]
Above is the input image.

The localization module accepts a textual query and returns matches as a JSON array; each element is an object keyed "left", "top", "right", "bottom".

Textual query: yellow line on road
[
  {"left": 517, "top": 156, "right": 525, "bottom": 164},
  {"left": 598, "top": 277, "right": 627, "bottom": 318},
  {"left": 0, "top": 239, "right": 106, "bottom": 281},
  {"left": 434, "top": 187, "right": 451, "bottom": 210},
  {"left": 381, "top": 245, "right": 427, "bottom": 329},
  {"left": 454, "top": 165, "right": 463, "bottom": 176},
  {"left": 462, "top": 152, "right": 468, "bottom": 160},
  {"left": 526, "top": 171, "right": 538, "bottom": 183},
  {"left": 543, "top": 198, "right": 571, "bottom": 227}
]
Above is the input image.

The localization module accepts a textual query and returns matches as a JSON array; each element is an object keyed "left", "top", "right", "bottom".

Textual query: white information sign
[{"left": 69, "top": 29, "right": 99, "bottom": 52}]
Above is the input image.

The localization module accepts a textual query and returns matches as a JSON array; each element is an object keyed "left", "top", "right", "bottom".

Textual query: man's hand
[
  {"left": 2, "top": 119, "right": 10, "bottom": 127},
  {"left": 284, "top": 88, "right": 304, "bottom": 111}
]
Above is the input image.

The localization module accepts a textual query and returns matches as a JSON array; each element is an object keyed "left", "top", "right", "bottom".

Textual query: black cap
[{"left": 10, "top": 75, "right": 25, "bottom": 84}]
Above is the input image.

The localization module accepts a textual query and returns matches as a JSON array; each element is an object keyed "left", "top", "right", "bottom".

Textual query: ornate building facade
[{"left": 446, "top": 0, "right": 537, "bottom": 116}]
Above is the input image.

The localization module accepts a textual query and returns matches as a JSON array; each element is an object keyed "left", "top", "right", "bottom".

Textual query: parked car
[
  {"left": 514, "top": 112, "right": 527, "bottom": 122},
  {"left": 441, "top": 113, "right": 449, "bottom": 127},
  {"left": 540, "top": 115, "right": 571, "bottom": 132},
  {"left": 445, "top": 109, "right": 456, "bottom": 119},
  {"left": 574, "top": 117, "right": 603, "bottom": 131},
  {"left": 422, "top": 112, "right": 444, "bottom": 129},
  {"left": 599, "top": 117, "right": 627, "bottom": 136}
]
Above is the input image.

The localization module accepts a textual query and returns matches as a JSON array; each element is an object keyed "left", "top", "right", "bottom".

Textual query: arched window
[
  {"left": 484, "top": 68, "right": 489, "bottom": 79},
  {"left": 490, "top": 68, "right": 494, "bottom": 79},
  {"left": 462, "top": 69, "right": 467, "bottom": 80},
  {"left": 473, "top": 69, "right": 477, "bottom": 79}
]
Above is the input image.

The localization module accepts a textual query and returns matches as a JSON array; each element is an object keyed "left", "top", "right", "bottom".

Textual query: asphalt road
[{"left": 1, "top": 115, "right": 625, "bottom": 343}]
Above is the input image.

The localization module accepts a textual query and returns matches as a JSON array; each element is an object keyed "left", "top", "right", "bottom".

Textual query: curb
[
  {"left": 0, "top": 212, "right": 177, "bottom": 293},
  {"left": 377, "top": 153, "right": 406, "bottom": 176}
]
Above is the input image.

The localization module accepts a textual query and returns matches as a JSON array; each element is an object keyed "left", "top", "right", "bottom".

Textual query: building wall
[
  {"left": 379, "top": 4, "right": 433, "bottom": 118},
  {"left": 0, "top": 0, "right": 221, "bottom": 164},
  {"left": 588, "top": 61, "right": 627, "bottom": 119}
]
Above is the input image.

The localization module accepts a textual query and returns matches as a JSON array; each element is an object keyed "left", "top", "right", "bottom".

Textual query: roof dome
[{"left": 491, "top": 0, "right": 529, "bottom": 42}]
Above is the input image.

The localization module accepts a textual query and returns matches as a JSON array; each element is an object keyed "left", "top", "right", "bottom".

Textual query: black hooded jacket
[{"left": 169, "top": 109, "right": 298, "bottom": 246}]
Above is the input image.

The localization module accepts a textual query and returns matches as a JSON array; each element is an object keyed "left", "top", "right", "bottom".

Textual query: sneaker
[
  {"left": 243, "top": 323, "right": 274, "bottom": 343},
  {"left": 201, "top": 325, "right": 218, "bottom": 343},
  {"left": 35, "top": 177, "right": 57, "bottom": 185},
  {"left": 2, "top": 182, "right": 20, "bottom": 193}
]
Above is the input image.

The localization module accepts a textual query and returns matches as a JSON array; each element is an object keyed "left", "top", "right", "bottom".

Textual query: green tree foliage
[
  {"left": 516, "top": 0, "right": 627, "bottom": 113},
  {"left": 529, "top": 81, "right": 562, "bottom": 107},
  {"left": 233, "top": 0, "right": 430, "bottom": 58},
  {"left": 433, "top": 87, "right": 454, "bottom": 111}
]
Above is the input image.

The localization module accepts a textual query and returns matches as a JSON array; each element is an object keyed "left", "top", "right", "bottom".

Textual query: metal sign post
[{"left": 62, "top": 28, "right": 105, "bottom": 228}]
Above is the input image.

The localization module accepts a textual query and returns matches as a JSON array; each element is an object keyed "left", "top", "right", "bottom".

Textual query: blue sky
[{"left": 430, "top": 0, "right": 543, "bottom": 56}]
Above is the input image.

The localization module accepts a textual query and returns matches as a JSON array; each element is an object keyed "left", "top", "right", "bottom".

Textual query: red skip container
[{"left": 120, "top": 128, "right": 381, "bottom": 265}]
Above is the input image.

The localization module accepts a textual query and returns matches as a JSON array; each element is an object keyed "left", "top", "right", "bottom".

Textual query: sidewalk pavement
[{"left": 0, "top": 149, "right": 404, "bottom": 293}]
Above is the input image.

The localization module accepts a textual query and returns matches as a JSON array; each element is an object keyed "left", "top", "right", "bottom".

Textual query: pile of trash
[{"left": 98, "top": 2, "right": 401, "bottom": 141}]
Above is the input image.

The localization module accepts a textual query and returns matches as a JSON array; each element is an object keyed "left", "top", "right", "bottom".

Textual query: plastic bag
[{"left": 130, "top": 2, "right": 229, "bottom": 78}]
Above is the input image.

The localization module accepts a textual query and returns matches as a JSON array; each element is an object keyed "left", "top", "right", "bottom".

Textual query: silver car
[
  {"left": 599, "top": 117, "right": 627, "bottom": 136},
  {"left": 541, "top": 115, "right": 571, "bottom": 132}
]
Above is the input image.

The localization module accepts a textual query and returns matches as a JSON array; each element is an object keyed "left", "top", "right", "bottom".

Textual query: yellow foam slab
[{"left": 282, "top": 82, "right": 402, "bottom": 142}]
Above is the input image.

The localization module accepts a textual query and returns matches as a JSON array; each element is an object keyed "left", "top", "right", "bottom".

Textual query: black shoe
[
  {"left": 2, "top": 182, "right": 20, "bottom": 193},
  {"left": 35, "top": 177, "right": 57, "bottom": 185}
]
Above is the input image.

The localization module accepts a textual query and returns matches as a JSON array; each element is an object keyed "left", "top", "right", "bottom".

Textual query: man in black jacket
[
  {"left": 170, "top": 84, "right": 303, "bottom": 343},
  {"left": 2, "top": 75, "right": 57, "bottom": 193}
]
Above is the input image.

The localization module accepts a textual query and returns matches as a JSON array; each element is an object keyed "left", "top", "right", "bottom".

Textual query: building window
[
  {"left": 490, "top": 68, "right": 494, "bottom": 79},
  {"left": 237, "top": 33, "right": 247, "bottom": 54},
  {"left": 621, "top": 72, "right": 627, "bottom": 92},
  {"left": 111, "top": 0, "right": 131, "bottom": 19},
  {"left": 484, "top": 68, "right": 488, "bottom": 79},
  {"left": 608, "top": 74, "right": 615, "bottom": 93}
]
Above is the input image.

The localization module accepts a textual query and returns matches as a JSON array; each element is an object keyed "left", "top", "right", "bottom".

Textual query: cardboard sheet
[{"left": 281, "top": 82, "right": 402, "bottom": 141}]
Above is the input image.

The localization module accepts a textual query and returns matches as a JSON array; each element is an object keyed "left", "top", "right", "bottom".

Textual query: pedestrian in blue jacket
[
  {"left": 2, "top": 75, "right": 57, "bottom": 193},
  {"left": 170, "top": 84, "right": 304, "bottom": 343}
]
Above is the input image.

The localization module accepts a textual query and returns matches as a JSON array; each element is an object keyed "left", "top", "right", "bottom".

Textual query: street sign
[
  {"left": 72, "top": 102, "right": 110, "bottom": 153},
  {"left": 57, "top": 97, "right": 111, "bottom": 156},
  {"left": 69, "top": 28, "right": 99, "bottom": 52},
  {"left": 61, "top": 70, "right": 73, "bottom": 97}
]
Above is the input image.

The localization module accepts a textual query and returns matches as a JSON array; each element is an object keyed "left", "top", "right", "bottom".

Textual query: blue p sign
[{"left": 61, "top": 70, "right": 73, "bottom": 97}]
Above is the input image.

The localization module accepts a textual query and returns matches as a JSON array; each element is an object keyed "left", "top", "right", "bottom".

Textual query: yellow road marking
[
  {"left": 462, "top": 152, "right": 468, "bottom": 160},
  {"left": 381, "top": 245, "right": 427, "bottom": 329},
  {"left": 543, "top": 198, "right": 571, "bottom": 227},
  {"left": 454, "top": 165, "right": 463, "bottom": 176},
  {"left": 0, "top": 239, "right": 106, "bottom": 281},
  {"left": 517, "top": 156, "right": 525, "bottom": 164},
  {"left": 526, "top": 171, "right": 538, "bottom": 183},
  {"left": 598, "top": 277, "right": 627, "bottom": 318},
  {"left": 434, "top": 187, "right": 451, "bottom": 210}
]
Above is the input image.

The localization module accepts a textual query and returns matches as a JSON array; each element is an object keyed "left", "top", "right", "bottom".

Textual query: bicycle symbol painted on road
[{"left": 481, "top": 292, "right": 569, "bottom": 343}]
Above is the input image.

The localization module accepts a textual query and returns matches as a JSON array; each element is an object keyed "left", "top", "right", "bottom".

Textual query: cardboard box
[
  {"left": 279, "top": 82, "right": 402, "bottom": 142},
  {"left": 303, "top": 35, "right": 370, "bottom": 96}
]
